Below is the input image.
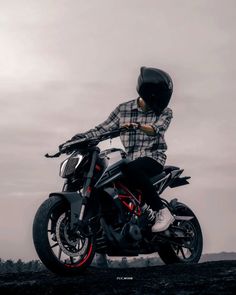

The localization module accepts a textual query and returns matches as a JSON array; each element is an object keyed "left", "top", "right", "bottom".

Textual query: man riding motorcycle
[{"left": 70, "top": 66, "right": 174, "bottom": 232}]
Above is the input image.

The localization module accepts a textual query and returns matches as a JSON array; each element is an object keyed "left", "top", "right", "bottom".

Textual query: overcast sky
[{"left": 0, "top": 0, "right": 236, "bottom": 261}]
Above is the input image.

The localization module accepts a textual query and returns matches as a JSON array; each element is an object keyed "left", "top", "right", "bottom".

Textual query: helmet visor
[{"left": 139, "top": 83, "right": 169, "bottom": 115}]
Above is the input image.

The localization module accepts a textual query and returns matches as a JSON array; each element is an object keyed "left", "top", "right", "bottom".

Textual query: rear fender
[
  {"left": 169, "top": 176, "right": 191, "bottom": 188},
  {"left": 169, "top": 198, "right": 194, "bottom": 221}
]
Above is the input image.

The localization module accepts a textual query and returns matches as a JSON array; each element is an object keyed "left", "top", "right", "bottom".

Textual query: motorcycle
[{"left": 33, "top": 126, "right": 203, "bottom": 275}]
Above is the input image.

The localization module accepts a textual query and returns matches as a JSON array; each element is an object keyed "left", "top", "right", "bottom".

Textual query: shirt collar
[{"left": 132, "top": 97, "right": 153, "bottom": 114}]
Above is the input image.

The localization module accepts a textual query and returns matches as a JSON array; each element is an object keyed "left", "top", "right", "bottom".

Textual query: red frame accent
[
  {"left": 87, "top": 186, "right": 92, "bottom": 193},
  {"left": 115, "top": 182, "right": 142, "bottom": 216},
  {"left": 95, "top": 164, "right": 101, "bottom": 171}
]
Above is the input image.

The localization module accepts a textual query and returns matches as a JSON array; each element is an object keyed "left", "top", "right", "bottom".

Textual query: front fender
[{"left": 49, "top": 192, "right": 85, "bottom": 229}]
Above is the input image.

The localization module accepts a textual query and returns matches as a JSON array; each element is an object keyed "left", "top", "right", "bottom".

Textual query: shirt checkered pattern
[{"left": 81, "top": 98, "right": 173, "bottom": 166}]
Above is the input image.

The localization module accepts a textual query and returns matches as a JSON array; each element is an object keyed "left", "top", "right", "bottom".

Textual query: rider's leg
[
  {"left": 120, "top": 157, "right": 174, "bottom": 232},
  {"left": 121, "top": 157, "right": 163, "bottom": 210}
]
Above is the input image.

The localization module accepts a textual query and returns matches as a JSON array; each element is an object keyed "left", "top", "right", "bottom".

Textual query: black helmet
[{"left": 136, "top": 67, "right": 173, "bottom": 115}]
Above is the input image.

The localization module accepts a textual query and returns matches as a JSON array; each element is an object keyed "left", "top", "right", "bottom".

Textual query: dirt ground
[{"left": 0, "top": 260, "right": 236, "bottom": 295}]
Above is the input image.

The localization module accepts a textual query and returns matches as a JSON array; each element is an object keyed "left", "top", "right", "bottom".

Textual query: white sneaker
[{"left": 151, "top": 207, "right": 175, "bottom": 232}]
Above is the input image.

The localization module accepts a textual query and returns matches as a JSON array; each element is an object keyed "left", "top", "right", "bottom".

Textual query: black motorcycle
[{"left": 33, "top": 126, "right": 203, "bottom": 275}]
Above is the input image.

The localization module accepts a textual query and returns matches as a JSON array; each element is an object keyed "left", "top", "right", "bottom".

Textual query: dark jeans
[{"left": 120, "top": 157, "right": 164, "bottom": 211}]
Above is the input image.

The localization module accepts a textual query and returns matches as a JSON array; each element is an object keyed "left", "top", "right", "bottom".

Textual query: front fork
[
  {"left": 63, "top": 147, "right": 100, "bottom": 233},
  {"left": 79, "top": 147, "right": 100, "bottom": 220}
]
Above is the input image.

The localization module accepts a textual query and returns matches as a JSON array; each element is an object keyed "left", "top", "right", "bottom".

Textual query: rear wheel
[
  {"left": 33, "top": 196, "right": 95, "bottom": 275},
  {"left": 158, "top": 202, "right": 203, "bottom": 264}
]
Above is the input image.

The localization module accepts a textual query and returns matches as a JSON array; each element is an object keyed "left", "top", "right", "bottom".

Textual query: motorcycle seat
[{"left": 150, "top": 165, "right": 179, "bottom": 185}]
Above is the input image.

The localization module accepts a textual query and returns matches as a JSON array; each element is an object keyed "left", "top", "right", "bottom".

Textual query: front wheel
[
  {"left": 32, "top": 196, "right": 95, "bottom": 275},
  {"left": 158, "top": 202, "right": 203, "bottom": 264}
]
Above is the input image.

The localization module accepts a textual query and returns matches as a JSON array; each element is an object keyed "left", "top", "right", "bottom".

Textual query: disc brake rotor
[{"left": 55, "top": 213, "right": 88, "bottom": 257}]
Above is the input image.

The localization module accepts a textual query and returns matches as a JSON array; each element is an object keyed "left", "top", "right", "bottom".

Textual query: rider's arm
[
  {"left": 139, "top": 124, "right": 156, "bottom": 136},
  {"left": 75, "top": 105, "right": 120, "bottom": 139},
  {"left": 146, "top": 108, "right": 173, "bottom": 136},
  {"left": 121, "top": 108, "right": 173, "bottom": 136}
]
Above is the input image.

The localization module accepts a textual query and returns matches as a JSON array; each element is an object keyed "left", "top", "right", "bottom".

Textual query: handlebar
[{"left": 45, "top": 125, "right": 137, "bottom": 158}]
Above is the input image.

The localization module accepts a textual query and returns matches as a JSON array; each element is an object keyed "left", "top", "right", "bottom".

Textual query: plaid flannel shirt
[{"left": 81, "top": 98, "right": 173, "bottom": 166}]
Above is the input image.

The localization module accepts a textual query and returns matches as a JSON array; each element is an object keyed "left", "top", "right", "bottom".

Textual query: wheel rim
[
  {"left": 47, "top": 204, "right": 93, "bottom": 268},
  {"left": 171, "top": 220, "right": 199, "bottom": 261}
]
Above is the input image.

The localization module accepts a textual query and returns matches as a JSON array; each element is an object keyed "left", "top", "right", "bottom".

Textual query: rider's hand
[{"left": 121, "top": 123, "right": 141, "bottom": 130}]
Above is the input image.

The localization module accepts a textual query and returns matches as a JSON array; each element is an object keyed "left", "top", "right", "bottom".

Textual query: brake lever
[{"left": 45, "top": 152, "right": 61, "bottom": 158}]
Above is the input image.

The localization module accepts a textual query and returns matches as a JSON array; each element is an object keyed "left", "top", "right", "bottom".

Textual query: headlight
[{"left": 59, "top": 154, "right": 83, "bottom": 178}]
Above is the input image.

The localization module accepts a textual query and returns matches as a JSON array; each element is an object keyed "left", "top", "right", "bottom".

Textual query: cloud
[{"left": 0, "top": 0, "right": 236, "bottom": 260}]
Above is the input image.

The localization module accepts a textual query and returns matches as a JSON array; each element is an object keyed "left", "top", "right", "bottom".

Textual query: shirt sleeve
[
  {"left": 81, "top": 104, "right": 120, "bottom": 139},
  {"left": 151, "top": 107, "right": 173, "bottom": 135}
]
